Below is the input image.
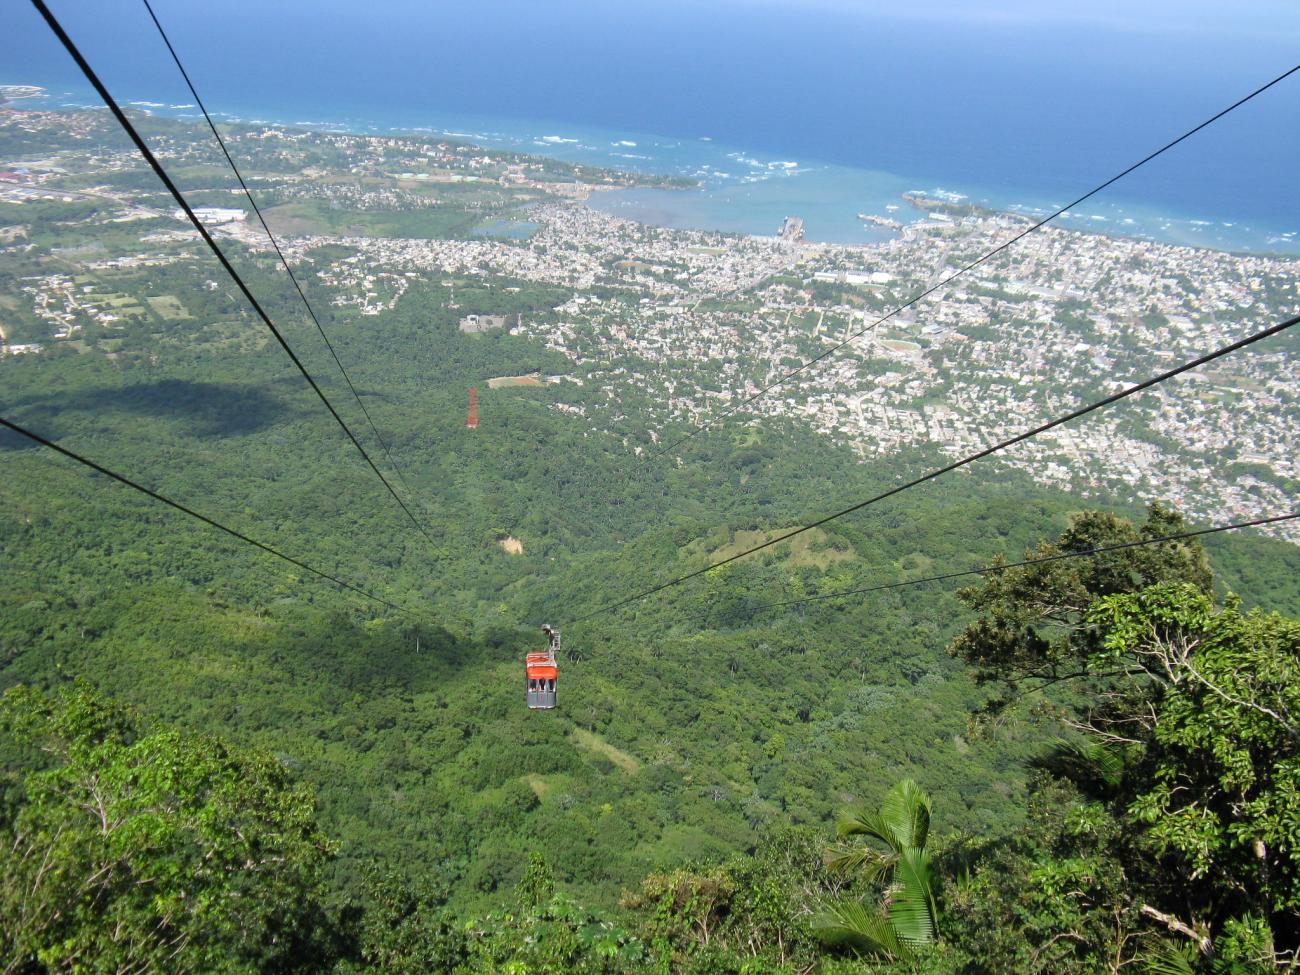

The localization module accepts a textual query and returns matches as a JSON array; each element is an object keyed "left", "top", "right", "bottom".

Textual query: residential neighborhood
[{"left": 3, "top": 107, "right": 1296, "bottom": 540}]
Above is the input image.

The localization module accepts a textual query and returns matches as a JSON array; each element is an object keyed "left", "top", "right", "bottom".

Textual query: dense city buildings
[{"left": 3, "top": 108, "right": 1296, "bottom": 539}]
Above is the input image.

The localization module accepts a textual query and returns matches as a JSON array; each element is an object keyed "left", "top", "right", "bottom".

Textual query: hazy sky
[
  {"left": 10, "top": 0, "right": 1300, "bottom": 52},
  {"left": 5, "top": 0, "right": 1297, "bottom": 218},
  {"left": 766, "top": 0, "right": 1300, "bottom": 36}
]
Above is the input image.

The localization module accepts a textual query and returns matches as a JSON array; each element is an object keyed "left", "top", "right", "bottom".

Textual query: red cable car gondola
[{"left": 527, "top": 624, "right": 559, "bottom": 709}]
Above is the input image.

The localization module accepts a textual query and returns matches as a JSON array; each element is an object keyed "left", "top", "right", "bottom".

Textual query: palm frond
[
  {"left": 887, "top": 847, "right": 937, "bottom": 945},
  {"left": 879, "top": 778, "right": 932, "bottom": 850},
  {"left": 811, "top": 898, "right": 910, "bottom": 960},
  {"left": 824, "top": 845, "right": 897, "bottom": 881},
  {"left": 837, "top": 808, "right": 896, "bottom": 847},
  {"left": 1140, "top": 943, "right": 1197, "bottom": 975}
]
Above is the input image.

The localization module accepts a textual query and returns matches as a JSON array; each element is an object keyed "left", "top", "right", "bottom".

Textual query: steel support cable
[
  {"left": 682, "top": 511, "right": 1299, "bottom": 624},
  {"left": 577, "top": 514, "right": 1289, "bottom": 676},
  {"left": 650, "top": 62, "right": 1300, "bottom": 460},
  {"left": 30, "top": 0, "right": 438, "bottom": 549},
  {"left": 564, "top": 311, "right": 1298, "bottom": 625},
  {"left": 1, "top": 415, "right": 429, "bottom": 622},
  {"left": 138, "top": 0, "right": 432, "bottom": 528}
]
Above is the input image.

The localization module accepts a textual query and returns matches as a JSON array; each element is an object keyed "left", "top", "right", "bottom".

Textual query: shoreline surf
[{"left": 6, "top": 80, "right": 1297, "bottom": 256}]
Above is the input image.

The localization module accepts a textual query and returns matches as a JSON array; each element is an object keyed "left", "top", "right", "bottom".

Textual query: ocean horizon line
[{"left": 9, "top": 78, "right": 1299, "bottom": 257}]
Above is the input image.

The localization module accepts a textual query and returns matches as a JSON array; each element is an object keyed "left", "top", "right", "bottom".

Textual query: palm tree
[{"left": 811, "top": 778, "right": 938, "bottom": 960}]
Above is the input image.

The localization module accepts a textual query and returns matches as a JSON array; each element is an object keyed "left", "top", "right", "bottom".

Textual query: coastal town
[{"left": 3, "top": 104, "right": 1296, "bottom": 540}]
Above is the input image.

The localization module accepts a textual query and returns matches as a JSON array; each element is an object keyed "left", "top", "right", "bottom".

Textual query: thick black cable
[
  {"left": 138, "top": 0, "right": 431, "bottom": 529},
  {"left": 29, "top": 0, "right": 438, "bottom": 548},
  {"left": 566, "top": 312, "right": 1298, "bottom": 624},
  {"left": 1, "top": 415, "right": 428, "bottom": 621},
  {"left": 651, "top": 62, "right": 1300, "bottom": 459},
  {"left": 698, "top": 512, "right": 1300, "bottom": 622},
  {"left": 592, "top": 511, "right": 1298, "bottom": 632}
]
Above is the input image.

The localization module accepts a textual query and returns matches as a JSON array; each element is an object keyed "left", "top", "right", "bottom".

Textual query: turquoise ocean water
[
  {"left": 5, "top": 0, "right": 1298, "bottom": 252},
  {"left": 13, "top": 83, "right": 1297, "bottom": 255}
]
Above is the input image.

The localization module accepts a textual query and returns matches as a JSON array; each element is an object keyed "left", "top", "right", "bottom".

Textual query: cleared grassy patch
[
  {"left": 263, "top": 201, "right": 485, "bottom": 239},
  {"left": 569, "top": 728, "right": 641, "bottom": 773},
  {"left": 697, "top": 526, "right": 855, "bottom": 571},
  {"left": 880, "top": 338, "right": 921, "bottom": 353},
  {"left": 899, "top": 552, "right": 935, "bottom": 576},
  {"left": 487, "top": 375, "right": 543, "bottom": 389},
  {"left": 146, "top": 294, "right": 191, "bottom": 320}
]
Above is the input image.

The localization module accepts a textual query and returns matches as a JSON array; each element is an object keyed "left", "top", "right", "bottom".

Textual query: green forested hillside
[{"left": 3, "top": 227, "right": 1298, "bottom": 972}]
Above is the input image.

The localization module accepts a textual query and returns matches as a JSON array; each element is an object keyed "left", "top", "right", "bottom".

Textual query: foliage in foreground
[
  {"left": 0, "top": 684, "right": 334, "bottom": 975},
  {"left": 944, "top": 506, "right": 1300, "bottom": 973},
  {"left": 814, "top": 779, "right": 938, "bottom": 960},
  {"left": 355, "top": 853, "right": 647, "bottom": 975}
]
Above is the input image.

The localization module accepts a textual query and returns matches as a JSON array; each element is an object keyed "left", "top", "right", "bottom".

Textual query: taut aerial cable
[
  {"left": 690, "top": 511, "right": 1300, "bottom": 623},
  {"left": 566, "top": 312, "right": 1298, "bottom": 624},
  {"left": 1, "top": 415, "right": 431, "bottom": 622},
  {"left": 649, "top": 62, "right": 1300, "bottom": 459},
  {"left": 139, "top": 0, "right": 434, "bottom": 534},
  {"left": 29, "top": 0, "right": 439, "bottom": 549}
]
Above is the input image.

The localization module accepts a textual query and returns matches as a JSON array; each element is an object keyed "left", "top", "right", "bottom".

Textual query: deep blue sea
[{"left": 5, "top": 0, "right": 1299, "bottom": 252}]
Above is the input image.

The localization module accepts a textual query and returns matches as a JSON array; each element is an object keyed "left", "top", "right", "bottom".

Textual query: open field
[
  {"left": 569, "top": 728, "right": 641, "bottom": 773},
  {"left": 487, "top": 374, "right": 543, "bottom": 389},
  {"left": 879, "top": 338, "right": 921, "bottom": 353},
  {"left": 262, "top": 201, "right": 486, "bottom": 239},
  {"left": 694, "top": 526, "right": 856, "bottom": 570},
  {"left": 146, "top": 294, "right": 191, "bottom": 320}
]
